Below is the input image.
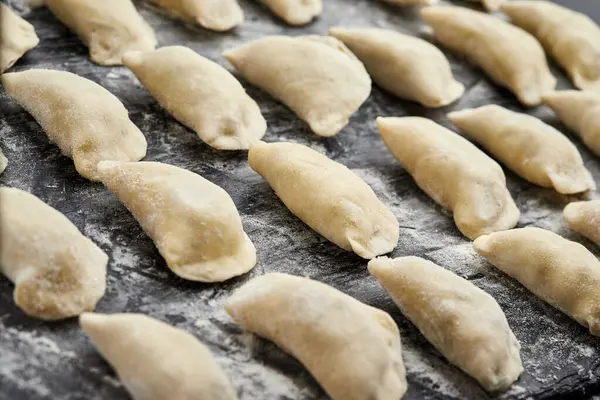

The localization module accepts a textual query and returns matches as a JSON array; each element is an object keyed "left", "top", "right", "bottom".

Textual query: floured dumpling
[
  {"left": 503, "top": 1, "right": 600, "bottom": 91},
  {"left": 0, "top": 187, "right": 107, "bottom": 320},
  {"left": 248, "top": 141, "right": 399, "bottom": 259},
  {"left": 543, "top": 91, "right": 600, "bottom": 157},
  {"left": 329, "top": 27, "right": 464, "bottom": 107},
  {"left": 226, "top": 273, "right": 407, "bottom": 400},
  {"left": 369, "top": 256, "right": 522, "bottom": 392},
  {"left": 123, "top": 46, "right": 266, "bottom": 150},
  {"left": 421, "top": 5, "right": 556, "bottom": 106},
  {"left": 97, "top": 161, "right": 256, "bottom": 282},
  {"left": 564, "top": 201, "right": 600, "bottom": 245},
  {"left": 261, "top": 0, "right": 321, "bottom": 25},
  {"left": 474, "top": 227, "right": 600, "bottom": 336},
  {"left": 150, "top": 0, "right": 243, "bottom": 31},
  {"left": 377, "top": 117, "right": 519, "bottom": 240},
  {"left": 0, "top": 3, "right": 39, "bottom": 73},
  {"left": 1, "top": 69, "right": 147, "bottom": 181},
  {"left": 81, "top": 313, "right": 238, "bottom": 400},
  {"left": 448, "top": 105, "right": 595, "bottom": 194},
  {"left": 225, "top": 35, "right": 371, "bottom": 137},
  {"left": 44, "top": 0, "right": 156, "bottom": 65}
]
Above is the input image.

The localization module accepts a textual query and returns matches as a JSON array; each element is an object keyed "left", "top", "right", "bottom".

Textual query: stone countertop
[{"left": 1, "top": 0, "right": 599, "bottom": 399}]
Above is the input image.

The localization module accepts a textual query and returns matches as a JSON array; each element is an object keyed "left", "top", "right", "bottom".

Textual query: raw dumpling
[
  {"left": 224, "top": 36, "right": 371, "bottom": 137},
  {"left": 0, "top": 188, "right": 107, "bottom": 320},
  {"left": 474, "top": 227, "right": 600, "bottom": 336},
  {"left": 0, "top": 151, "right": 7, "bottom": 175},
  {"left": 377, "top": 117, "right": 519, "bottom": 240},
  {"left": 261, "top": 0, "right": 321, "bottom": 25},
  {"left": 44, "top": 0, "right": 156, "bottom": 65},
  {"left": 225, "top": 273, "right": 407, "bottom": 400},
  {"left": 448, "top": 105, "right": 595, "bottom": 194},
  {"left": 503, "top": 1, "right": 600, "bottom": 91},
  {"left": 123, "top": 46, "right": 266, "bottom": 150},
  {"left": 0, "top": 3, "right": 39, "bottom": 73},
  {"left": 564, "top": 201, "right": 600, "bottom": 245},
  {"left": 420, "top": 5, "right": 556, "bottom": 106},
  {"left": 381, "top": 0, "right": 434, "bottom": 5},
  {"left": 150, "top": 0, "right": 243, "bottom": 31},
  {"left": 543, "top": 91, "right": 600, "bottom": 157},
  {"left": 97, "top": 161, "right": 256, "bottom": 282},
  {"left": 328, "top": 27, "right": 464, "bottom": 107},
  {"left": 1, "top": 69, "right": 147, "bottom": 181},
  {"left": 81, "top": 313, "right": 237, "bottom": 400},
  {"left": 368, "top": 256, "right": 522, "bottom": 392},
  {"left": 248, "top": 141, "right": 399, "bottom": 259},
  {"left": 466, "top": 0, "right": 505, "bottom": 12}
]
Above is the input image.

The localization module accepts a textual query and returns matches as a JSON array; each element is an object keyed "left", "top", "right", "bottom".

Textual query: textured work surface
[{"left": 1, "top": 0, "right": 600, "bottom": 399}]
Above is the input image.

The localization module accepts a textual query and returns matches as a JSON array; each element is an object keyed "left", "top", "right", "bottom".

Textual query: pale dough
[
  {"left": 1, "top": 69, "right": 147, "bottom": 182},
  {"left": 420, "top": 5, "right": 556, "bottom": 106},
  {"left": 377, "top": 117, "right": 519, "bottom": 240},
  {"left": 248, "top": 141, "right": 399, "bottom": 259},
  {"left": 123, "top": 46, "right": 266, "bottom": 150},
  {"left": 564, "top": 201, "right": 600, "bottom": 246},
  {"left": 262, "top": 0, "right": 322, "bottom": 25},
  {"left": 0, "top": 187, "right": 107, "bottom": 320},
  {"left": 81, "top": 313, "right": 237, "bottom": 400},
  {"left": 225, "top": 273, "right": 407, "bottom": 400},
  {"left": 97, "top": 161, "right": 256, "bottom": 282},
  {"left": 329, "top": 27, "right": 464, "bottom": 108},
  {"left": 150, "top": 0, "right": 243, "bottom": 31},
  {"left": 474, "top": 227, "right": 600, "bottom": 336},
  {"left": 0, "top": 3, "right": 39, "bottom": 73}
]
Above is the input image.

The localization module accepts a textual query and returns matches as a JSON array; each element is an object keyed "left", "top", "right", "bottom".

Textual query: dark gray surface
[{"left": 1, "top": 0, "right": 600, "bottom": 399}]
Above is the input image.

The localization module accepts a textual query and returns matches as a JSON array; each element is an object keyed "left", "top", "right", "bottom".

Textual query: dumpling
[
  {"left": 0, "top": 151, "right": 7, "bottom": 175},
  {"left": 224, "top": 36, "right": 371, "bottom": 137},
  {"left": 503, "top": 1, "right": 600, "bottom": 91},
  {"left": 543, "top": 91, "right": 600, "bottom": 157},
  {"left": 420, "top": 5, "right": 556, "bottom": 106},
  {"left": 81, "top": 313, "right": 237, "bottom": 400},
  {"left": 328, "top": 27, "right": 464, "bottom": 108},
  {"left": 149, "top": 0, "right": 243, "bottom": 31},
  {"left": 474, "top": 227, "right": 600, "bottom": 336},
  {"left": 448, "top": 105, "right": 595, "bottom": 194},
  {"left": 123, "top": 46, "right": 266, "bottom": 150},
  {"left": 466, "top": 0, "right": 506, "bottom": 12},
  {"left": 248, "top": 141, "right": 399, "bottom": 259},
  {"left": 225, "top": 273, "right": 407, "bottom": 400},
  {"left": 261, "top": 0, "right": 321, "bottom": 25},
  {"left": 96, "top": 161, "right": 256, "bottom": 282},
  {"left": 368, "top": 256, "right": 522, "bottom": 392},
  {"left": 381, "top": 0, "right": 434, "bottom": 5},
  {"left": 0, "top": 187, "right": 107, "bottom": 320},
  {"left": 1, "top": 69, "right": 147, "bottom": 182},
  {"left": 377, "top": 117, "right": 519, "bottom": 240},
  {"left": 0, "top": 3, "right": 39, "bottom": 73},
  {"left": 44, "top": 0, "right": 156, "bottom": 65},
  {"left": 564, "top": 201, "right": 600, "bottom": 245}
]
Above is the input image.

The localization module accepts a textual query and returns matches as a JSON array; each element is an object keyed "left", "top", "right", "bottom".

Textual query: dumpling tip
[{"left": 122, "top": 51, "right": 144, "bottom": 68}]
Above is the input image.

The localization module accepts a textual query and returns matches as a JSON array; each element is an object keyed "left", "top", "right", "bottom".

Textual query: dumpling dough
[
  {"left": 503, "top": 1, "right": 600, "bottom": 91},
  {"left": 1, "top": 3, "right": 39, "bottom": 73},
  {"left": 261, "top": 0, "right": 322, "bottom": 25},
  {"left": 420, "top": 5, "right": 556, "bottom": 106},
  {"left": 329, "top": 27, "right": 464, "bottom": 107},
  {"left": 123, "top": 46, "right": 266, "bottom": 150},
  {"left": 248, "top": 141, "right": 399, "bottom": 259},
  {"left": 150, "top": 0, "right": 243, "bottom": 31},
  {"left": 564, "top": 201, "right": 600, "bottom": 245},
  {"left": 1, "top": 69, "right": 147, "bottom": 182},
  {"left": 381, "top": 0, "right": 434, "bottom": 5},
  {"left": 474, "top": 227, "right": 600, "bottom": 336},
  {"left": 97, "top": 161, "right": 256, "bottom": 282},
  {"left": 377, "top": 117, "right": 519, "bottom": 240},
  {"left": 543, "top": 91, "right": 600, "bottom": 157},
  {"left": 225, "top": 273, "right": 407, "bottom": 400},
  {"left": 448, "top": 105, "right": 595, "bottom": 194},
  {"left": 368, "top": 256, "right": 522, "bottom": 392},
  {"left": 224, "top": 36, "right": 371, "bottom": 137},
  {"left": 44, "top": 0, "right": 156, "bottom": 65},
  {"left": 0, "top": 188, "right": 107, "bottom": 320},
  {"left": 81, "top": 313, "right": 237, "bottom": 400},
  {"left": 466, "top": 0, "right": 505, "bottom": 12},
  {"left": 0, "top": 151, "right": 7, "bottom": 175}
]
